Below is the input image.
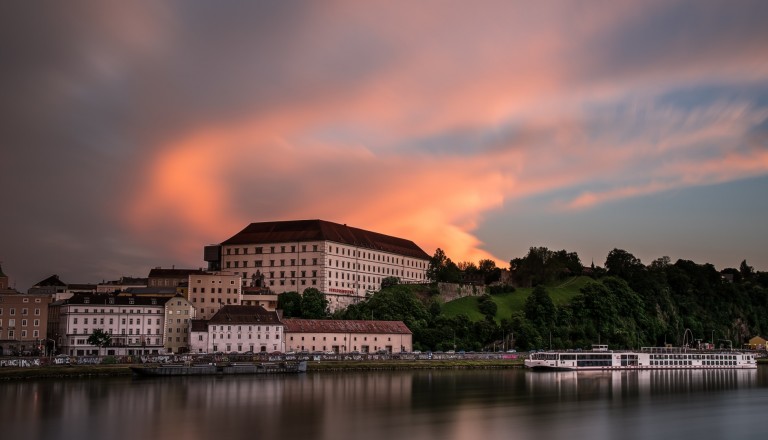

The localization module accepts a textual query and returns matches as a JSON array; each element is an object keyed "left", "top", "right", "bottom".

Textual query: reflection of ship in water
[{"left": 525, "top": 368, "right": 759, "bottom": 401}]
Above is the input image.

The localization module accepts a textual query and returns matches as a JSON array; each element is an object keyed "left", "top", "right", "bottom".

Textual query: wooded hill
[{"left": 280, "top": 247, "right": 768, "bottom": 352}]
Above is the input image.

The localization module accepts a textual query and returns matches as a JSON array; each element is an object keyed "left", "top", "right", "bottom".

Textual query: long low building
[
  {"left": 282, "top": 318, "right": 412, "bottom": 354},
  {"left": 207, "top": 219, "right": 431, "bottom": 311}
]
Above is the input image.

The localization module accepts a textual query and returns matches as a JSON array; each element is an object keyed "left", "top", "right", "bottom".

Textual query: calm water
[{"left": 2, "top": 367, "right": 768, "bottom": 440}]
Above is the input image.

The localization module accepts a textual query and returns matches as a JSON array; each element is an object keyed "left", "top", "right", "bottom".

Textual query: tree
[
  {"left": 301, "top": 288, "right": 329, "bottom": 319},
  {"left": 604, "top": 248, "right": 644, "bottom": 280},
  {"left": 87, "top": 328, "right": 111, "bottom": 356},
  {"left": 381, "top": 276, "right": 400, "bottom": 289},
  {"left": 477, "top": 294, "right": 497, "bottom": 320},
  {"left": 427, "top": 248, "right": 461, "bottom": 283},
  {"left": 524, "top": 286, "right": 556, "bottom": 328},
  {"left": 278, "top": 291, "right": 302, "bottom": 318}
]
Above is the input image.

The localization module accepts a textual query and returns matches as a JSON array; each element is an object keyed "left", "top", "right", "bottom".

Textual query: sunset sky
[{"left": 2, "top": 1, "right": 768, "bottom": 290}]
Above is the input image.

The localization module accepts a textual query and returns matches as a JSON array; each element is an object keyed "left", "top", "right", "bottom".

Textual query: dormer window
[
  {"left": 151, "top": 299, "right": 157, "bottom": 305},
  {"left": 84, "top": 298, "right": 90, "bottom": 304},
  {"left": 108, "top": 298, "right": 115, "bottom": 305},
  {"left": 129, "top": 298, "right": 135, "bottom": 305}
]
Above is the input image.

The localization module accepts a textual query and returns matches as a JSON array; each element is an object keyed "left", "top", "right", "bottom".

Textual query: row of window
[
  {"left": 289, "top": 335, "right": 391, "bottom": 342},
  {"left": 0, "top": 319, "right": 40, "bottom": 327},
  {"left": 0, "top": 308, "right": 42, "bottom": 316},
  {"left": 191, "top": 287, "right": 239, "bottom": 294},
  {"left": 69, "top": 308, "right": 163, "bottom": 314},
  {"left": 73, "top": 317, "right": 162, "bottom": 325},
  {"left": 70, "top": 328, "right": 162, "bottom": 335},
  {"left": 0, "top": 329, "right": 39, "bottom": 339},
  {"left": 228, "top": 244, "right": 321, "bottom": 255},
  {"left": 212, "top": 333, "right": 279, "bottom": 340}
]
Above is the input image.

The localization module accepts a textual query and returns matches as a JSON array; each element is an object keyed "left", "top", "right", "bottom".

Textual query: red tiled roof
[
  {"left": 221, "top": 219, "right": 431, "bottom": 260},
  {"left": 282, "top": 318, "right": 412, "bottom": 334},
  {"left": 208, "top": 305, "right": 282, "bottom": 325}
]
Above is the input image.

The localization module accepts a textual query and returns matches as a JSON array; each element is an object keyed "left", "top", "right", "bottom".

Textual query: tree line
[{"left": 275, "top": 247, "right": 768, "bottom": 352}]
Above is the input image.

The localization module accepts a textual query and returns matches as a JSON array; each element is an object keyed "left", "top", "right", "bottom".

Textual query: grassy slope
[{"left": 442, "top": 276, "right": 596, "bottom": 322}]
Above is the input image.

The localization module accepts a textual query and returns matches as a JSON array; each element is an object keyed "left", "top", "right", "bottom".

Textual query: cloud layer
[{"left": 2, "top": 1, "right": 768, "bottom": 289}]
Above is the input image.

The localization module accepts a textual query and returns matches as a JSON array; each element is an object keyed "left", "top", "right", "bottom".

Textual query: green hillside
[{"left": 442, "top": 276, "right": 594, "bottom": 322}]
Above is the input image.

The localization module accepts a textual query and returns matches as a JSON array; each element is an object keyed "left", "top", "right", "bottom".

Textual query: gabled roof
[
  {"left": 282, "top": 318, "right": 412, "bottom": 335},
  {"left": 33, "top": 274, "right": 67, "bottom": 287},
  {"left": 221, "top": 219, "right": 430, "bottom": 260},
  {"left": 208, "top": 305, "right": 282, "bottom": 325}
]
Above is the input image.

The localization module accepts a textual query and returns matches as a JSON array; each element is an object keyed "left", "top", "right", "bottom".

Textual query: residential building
[
  {"left": 189, "top": 319, "right": 209, "bottom": 353},
  {"left": 53, "top": 294, "right": 166, "bottom": 356},
  {"left": 148, "top": 267, "right": 205, "bottom": 288},
  {"left": 206, "top": 305, "right": 284, "bottom": 353},
  {"left": 187, "top": 272, "right": 242, "bottom": 320},
  {"left": 27, "top": 274, "right": 67, "bottom": 297},
  {"left": 241, "top": 286, "right": 278, "bottom": 311},
  {"left": 0, "top": 263, "right": 9, "bottom": 290},
  {"left": 97, "top": 277, "right": 148, "bottom": 294},
  {"left": 282, "top": 319, "right": 412, "bottom": 354},
  {"left": 163, "top": 295, "right": 195, "bottom": 354},
  {"left": 210, "top": 219, "right": 430, "bottom": 311},
  {"left": 0, "top": 290, "right": 53, "bottom": 356}
]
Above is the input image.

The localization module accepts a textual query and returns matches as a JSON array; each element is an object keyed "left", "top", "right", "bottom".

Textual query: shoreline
[
  {"left": 0, "top": 359, "right": 524, "bottom": 380},
  {"left": 2, "top": 357, "right": 765, "bottom": 380}
]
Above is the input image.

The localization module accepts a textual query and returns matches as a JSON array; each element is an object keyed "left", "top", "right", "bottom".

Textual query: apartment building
[{"left": 54, "top": 294, "right": 167, "bottom": 356}]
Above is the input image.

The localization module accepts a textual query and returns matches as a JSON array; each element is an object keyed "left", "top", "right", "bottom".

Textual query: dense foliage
[{"left": 280, "top": 248, "right": 768, "bottom": 352}]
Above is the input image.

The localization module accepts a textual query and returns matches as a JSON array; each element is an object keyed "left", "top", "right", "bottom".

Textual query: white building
[
  {"left": 204, "top": 305, "right": 284, "bottom": 353},
  {"left": 210, "top": 219, "right": 431, "bottom": 311},
  {"left": 187, "top": 272, "right": 242, "bottom": 320},
  {"left": 55, "top": 294, "right": 167, "bottom": 356},
  {"left": 282, "top": 319, "right": 412, "bottom": 354}
]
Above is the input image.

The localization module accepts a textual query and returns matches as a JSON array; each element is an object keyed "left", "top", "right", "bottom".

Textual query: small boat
[
  {"left": 525, "top": 345, "right": 757, "bottom": 371},
  {"left": 131, "top": 361, "right": 307, "bottom": 376}
]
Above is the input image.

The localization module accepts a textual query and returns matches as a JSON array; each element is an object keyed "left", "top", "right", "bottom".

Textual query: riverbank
[
  {"left": 2, "top": 357, "right": 764, "bottom": 380},
  {"left": 0, "top": 359, "right": 524, "bottom": 380}
]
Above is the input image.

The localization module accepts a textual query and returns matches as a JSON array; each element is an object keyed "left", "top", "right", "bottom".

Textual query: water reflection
[
  {"left": 525, "top": 368, "right": 761, "bottom": 401},
  {"left": 1, "top": 367, "right": 767, "bottom": 440}
]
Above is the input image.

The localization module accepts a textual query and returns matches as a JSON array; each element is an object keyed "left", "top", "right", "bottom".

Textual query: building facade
[
  {"left": 148, "top": 268, "right": 205, "bottom": 288},
  {"left": 0, "top": 291, "right": 53, "bottom": 355},
  {"left": 211, "top": 220, "right": 431, "bottom": 310},
  {"left": 163, "top": 295, "right": 195, "bottom": 354},
  {"left": 206, "top": 305, "right": 284, "bottom": 353},
  {"left": 282, "top": 319, "right": 412, "bottom": 354},
  {"left": 54, "top": 294, "right": 167, "bottom": 356},
  {"left": 187, "top": 272, "right": 242, "bottom": 320}
]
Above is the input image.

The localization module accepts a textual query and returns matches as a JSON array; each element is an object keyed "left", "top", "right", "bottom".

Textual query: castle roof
[{"left": 221, "top": 219, "right": 430, "bottom": 260}]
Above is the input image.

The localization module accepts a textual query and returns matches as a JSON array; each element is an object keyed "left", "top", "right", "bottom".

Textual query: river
[{"left": 2, "top": 367, "right": 767, "bottom": 440}]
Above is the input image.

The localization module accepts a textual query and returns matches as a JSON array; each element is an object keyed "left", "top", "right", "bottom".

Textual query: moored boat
[
  {"left": 131, "top": 361, "right": 307, "bottom": 376},
  {"left": 524, "top": 345, "right": 757, "bottom": 371}
]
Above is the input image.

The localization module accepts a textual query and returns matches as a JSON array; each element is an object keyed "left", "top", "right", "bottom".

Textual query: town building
[
  {"left": 97, "top": 277, "right": 148, "bottom": 294},
  {"left": 241, "top": 286, "right": 278, "bottom": 311},
  {"left": 53, "top": 294, "right": 167, "bottom": 356},
  {"left": 282, "top": 318, "right": 412, "bottom": 354},
  {"left": 0, "top": 290, "right": 53, "bottom": 356},
  {"left": 147, "top": 267, "right": 205, "bottom": 288},
  {"left": 207, "top": 219, "right": 431, "bottom": 310},
  {"left": 205, "top": 305, "right": 284, "bottom": 353},
  {"left": 187, "top": 272, "right": 242, "bottom": 320},
  {"left": 189, "top": 319, "right": 209, "bottom": 353},
  {"left": 163, "top": 294, "right": 195, "bottom": 354}
]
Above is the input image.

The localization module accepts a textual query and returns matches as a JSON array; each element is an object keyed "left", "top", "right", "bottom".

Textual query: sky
[{"left": 1, "top": 0, "right": 768, "bottom": 291}]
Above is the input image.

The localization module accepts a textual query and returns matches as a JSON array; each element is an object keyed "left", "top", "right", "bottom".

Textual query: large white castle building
[{"left": 205, "top": 220, "right": 431, "bottom": 310}]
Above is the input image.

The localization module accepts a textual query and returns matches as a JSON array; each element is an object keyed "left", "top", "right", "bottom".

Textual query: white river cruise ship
[{"left": 524, "top": 345, "right": 758, "bottom": 371}]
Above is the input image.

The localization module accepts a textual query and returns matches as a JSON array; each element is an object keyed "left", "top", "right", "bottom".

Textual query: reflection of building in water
[{"left": 525, "top": 369, "right": 758, "bottom": 400}]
